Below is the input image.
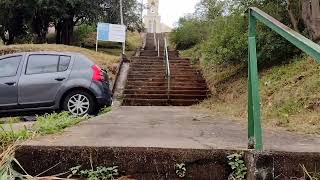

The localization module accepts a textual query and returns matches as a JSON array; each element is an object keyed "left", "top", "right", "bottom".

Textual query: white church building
[{"left": 143, "top": 0, "right": 172, "bottom": 33}]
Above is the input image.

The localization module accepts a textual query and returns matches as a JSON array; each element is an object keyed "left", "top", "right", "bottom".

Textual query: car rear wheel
[{"left": 63, "top": 91, "right": 98, "bottom": 116}]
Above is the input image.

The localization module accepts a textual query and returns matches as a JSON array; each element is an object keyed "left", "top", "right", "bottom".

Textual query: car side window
[
  {"left": 58, "top": 56, "right": 71, "bottom": 72},
  {"left": 0, "top": 56, "right": 22, "bottom": 78},
  {"left": 26, "top": 55, "right": 59, "bottom": 75}
]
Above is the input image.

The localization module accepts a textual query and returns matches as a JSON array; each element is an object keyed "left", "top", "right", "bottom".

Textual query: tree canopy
[{"left": 0, "top": 0, "right": 142, "bottom": 45}]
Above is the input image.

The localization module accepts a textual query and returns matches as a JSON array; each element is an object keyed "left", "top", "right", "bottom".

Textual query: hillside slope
[{"left": 198, "top": 56, "right": 320, "bottom": 134}]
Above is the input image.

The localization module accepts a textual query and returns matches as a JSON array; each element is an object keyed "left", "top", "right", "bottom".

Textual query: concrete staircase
[{"left": 122, "top": 33, "right": 209, "bottom": 106}]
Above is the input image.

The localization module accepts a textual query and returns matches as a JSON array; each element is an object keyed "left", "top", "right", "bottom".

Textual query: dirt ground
[{"left": 23, "top": 106, "right": 320, "bottom": 152}]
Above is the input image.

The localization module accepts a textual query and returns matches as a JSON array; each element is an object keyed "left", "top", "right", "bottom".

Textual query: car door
[
  {"left": 0, "top": 55, "right": 23, "bottom": 110},
  {"left": 18, "top": 54, "right": 72, "bottom": 107}
]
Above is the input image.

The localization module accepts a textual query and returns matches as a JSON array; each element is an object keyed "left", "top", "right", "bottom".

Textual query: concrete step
[
  {"left": 131, "top": 57, "right": 190, "bottom": 61},
  {"left": 122, "top": 98, "right": 201, "bottom": 106},
  {"left": 124, "top": 94, "right": 208, "bottom": 100},
  {"left": 126, "top": 81, "right": 207, "bottom": 87},
  {"left": 131, "top": 60, "right": 191, "bottom": 64},
  {"left": 123, "top": 89, "right": 210, "bottom": 95},
  {"left": 125, "top": 86, "right": 209, "bottom": 91},
  {"left": 129, "top": 70, "right": 199, "bottom": 73},
  {"left": 129, "top": 68, "right": 196, "bottom": 72},
  {"left": 131, "top": 62, "right": 191, "bottom": 66},
  {"left": 131, "top": 64, "right": 192, "bottom": 68},
  {"left": 126, "top": 78, "right": 206, "bottom": 83},
  {"left": 127, "top": 75, "right": 205, "bottom": 79}
]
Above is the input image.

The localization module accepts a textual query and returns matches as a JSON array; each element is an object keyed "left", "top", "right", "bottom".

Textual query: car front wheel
[{"left": 63, "top": 91, "right": 98, "bottom": 116}]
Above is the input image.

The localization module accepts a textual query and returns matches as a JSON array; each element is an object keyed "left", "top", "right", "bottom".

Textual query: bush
[
  {"left": 170, "top": 18, "right": 209, "bottom": 50},
  {"left": 73, "top": 24, "right": 96, "bottom": 46},
  {"left": 171, "top": 1, "right": 300, "bottom": 68}
]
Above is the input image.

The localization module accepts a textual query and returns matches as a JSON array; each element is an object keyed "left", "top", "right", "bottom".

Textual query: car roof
[{"left": 0, "top": 51, "right": 84, "bottom": 58}]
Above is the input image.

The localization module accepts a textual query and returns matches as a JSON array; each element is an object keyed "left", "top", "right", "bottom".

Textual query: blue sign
[{"left": 97, "top": 23, "right": 110, "bottom": 41}]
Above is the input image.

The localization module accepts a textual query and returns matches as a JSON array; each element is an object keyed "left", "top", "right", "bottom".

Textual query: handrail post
[
  {"left": 154, "top": 32, "right": 157, "bottom": 51},
  {"left": 163, "top": 35, "right": 171, "bottom": 100},
  {"left": 158, "top": 38, "right": 160, "bottom": 57},
  {"left": 248, "top": 9, "right": 263, "bottom": 150}
]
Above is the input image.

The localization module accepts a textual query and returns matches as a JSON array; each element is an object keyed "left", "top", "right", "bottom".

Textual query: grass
[
  {"left": 0, "top": 112, "right": 85, "bottom": 148},
  {"left": 0, "top": 108, "right": 113, "bottom": 179},
  {"left": 0, "top": 117, "right": 20, "bottom": 125},
  {"left": 199, "top": 55, "right": 320, "bottom": 134}
]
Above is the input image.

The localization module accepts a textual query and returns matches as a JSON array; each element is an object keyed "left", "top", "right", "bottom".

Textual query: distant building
[{"left": 143, "top": 0, "right": 172, "bottom": 33}]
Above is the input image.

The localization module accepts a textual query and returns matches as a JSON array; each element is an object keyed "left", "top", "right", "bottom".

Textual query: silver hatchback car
[{"left": 0, "top": 52, "right": 112, "bottom": 116}]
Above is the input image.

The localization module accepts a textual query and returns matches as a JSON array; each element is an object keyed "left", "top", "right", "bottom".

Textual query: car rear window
[
  {"left": 0, "top": 56, "right": 22, "bottom": 77},
  {"left": 58, "top": 56, "right": 71, "bottom": 72}
]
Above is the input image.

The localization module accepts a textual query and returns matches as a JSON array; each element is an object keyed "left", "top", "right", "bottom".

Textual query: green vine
[
  {"left": 68, "top": 165, "right": 119, "bottom": 180},
  {"left": 227, "top": 152, "right": 247, "bottom": 180}
]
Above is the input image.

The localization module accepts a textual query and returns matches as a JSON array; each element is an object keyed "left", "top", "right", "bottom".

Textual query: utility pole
[{"left": 120, "top": 0, "right": 125, "bottom": 55}]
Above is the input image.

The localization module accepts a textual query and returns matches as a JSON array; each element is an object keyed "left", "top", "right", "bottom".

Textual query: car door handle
[
  {"left": 55, "top": 77, "right": 66, "bottom": 81},
  {"left": 4, "top": 82, "right": 16, "bottom": 86}
]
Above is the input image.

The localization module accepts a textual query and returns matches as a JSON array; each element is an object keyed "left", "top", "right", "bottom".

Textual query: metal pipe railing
[
  {"left": 163, "top": 35, "right": 171, "bottom": 98},
  {"left": 157, "top": 38, "right": 160, "bottom": 57},
  {"left": 247, "top": 7, "right": 320, "bottom": 150},
  {"left": 154, "top": 32, "right": 157, "bottom": 51}
]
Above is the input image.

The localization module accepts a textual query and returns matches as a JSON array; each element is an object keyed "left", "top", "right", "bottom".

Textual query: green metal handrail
[{"left": 248, "top": 7, "right": 320, "bottom": 150}]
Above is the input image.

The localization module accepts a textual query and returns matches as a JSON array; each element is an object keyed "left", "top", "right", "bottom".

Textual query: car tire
[{"left": 62, "top": 90, "right": 99, "bottom": 116}]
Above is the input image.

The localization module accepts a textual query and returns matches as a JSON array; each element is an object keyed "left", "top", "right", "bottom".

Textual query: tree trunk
[
  {"left": 61, "top": 16, "right": 74, "bottom": 45},
  {"left": 286, "top": 0, "right": 300, "bottom": 32},
  {"left": 56, "top": 21, "right": 62, "bottom": 44},
  {"left": 302, "top": 0, "right": 320, "bottom": 42}
]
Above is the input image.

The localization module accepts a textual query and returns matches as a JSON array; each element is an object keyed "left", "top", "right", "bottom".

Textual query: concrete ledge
[
  {"left": 246, "top": 151, "right": 320, "bottom": 180},
  {"left": 15, "top": 146, "right": 320, "bottom": 179},
  {"left": 15, "top": 146, "right": 235, "bottom": 179}
]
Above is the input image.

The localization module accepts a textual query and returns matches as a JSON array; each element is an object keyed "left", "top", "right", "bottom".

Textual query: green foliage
[
  {"left": 99, "top": 107, "right": 112, "bottom": 115},
  {"left": 33, "top": 112, "right": 86, "bottom": 135},
  {"left": 73, "top": 24, "right": 96, "bottom": 46},
  {"left": 170, "top": 18, "right": 207, "bottom": 50},
  {"left": 0, "top": 112, "right": 87, "bottom": 147},
  {"left": 201, "top": 15, "right": 248, "bottom": 65},
  {"left": 227, "top": 152, "right": 247, "bottom": 180},
  {"left": 0, "top": 125, "right": 31, "bottom": 147},
  {"left": 69, "top": 165, "right": 119, "bottom": 180},
  {"left": 171, "top": 0, "right": 301, "bottom": 69}
]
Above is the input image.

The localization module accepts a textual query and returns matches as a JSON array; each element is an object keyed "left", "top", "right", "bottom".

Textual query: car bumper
[
  {"left": 90, "top": 81, "right": 113, "bottom": 107},
  {"left": 97, "top": 96, "right": 112, "bottom": 107}
]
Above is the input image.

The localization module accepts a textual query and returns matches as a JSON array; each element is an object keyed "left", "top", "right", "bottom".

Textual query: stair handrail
[
  {"left": 154, "top": 32, "right": 157, "bottom": 51},
  {"left": 247, "top": 7, "right": 320, "bottom": 150},
  {"left": 163, "top": 34, "right": 171, "bottom": 97},
  {"left": 157, "top": 38, "right": 160, "bottom": 57}
]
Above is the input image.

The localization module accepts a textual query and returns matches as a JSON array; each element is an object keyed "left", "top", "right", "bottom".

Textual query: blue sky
[{"left": 143, "top": 0, "right": 200, "bottom": 27}]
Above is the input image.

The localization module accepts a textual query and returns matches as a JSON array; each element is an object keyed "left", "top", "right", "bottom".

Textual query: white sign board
[{"left": 97, "top": 23, "right": 126, "bottom": 43}]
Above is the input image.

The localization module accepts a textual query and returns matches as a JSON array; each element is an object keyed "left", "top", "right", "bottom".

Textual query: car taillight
[{"left": 92, "top": 64, "right": 104, "bottom": 81}]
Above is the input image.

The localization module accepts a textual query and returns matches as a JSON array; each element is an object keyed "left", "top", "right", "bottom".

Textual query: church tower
[{"left": 144, "top": 0, "right": 161, "bottom": 33}]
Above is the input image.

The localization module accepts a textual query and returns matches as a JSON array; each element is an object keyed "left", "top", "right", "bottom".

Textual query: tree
[
  {"left": 31, "top": 0, "right": 60, "bottom": 43},
  {"left": 194, "top": 0, "right": 225, "bottom": 20},
  {"left": 0, "top": 0, "right": 32, "bottom": 45},
  {"left": 54, "top": 0, "right": 103, "bottom": 45},
  {"left": 101, "top": 0, "right": 142, "bottom": 32}
]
